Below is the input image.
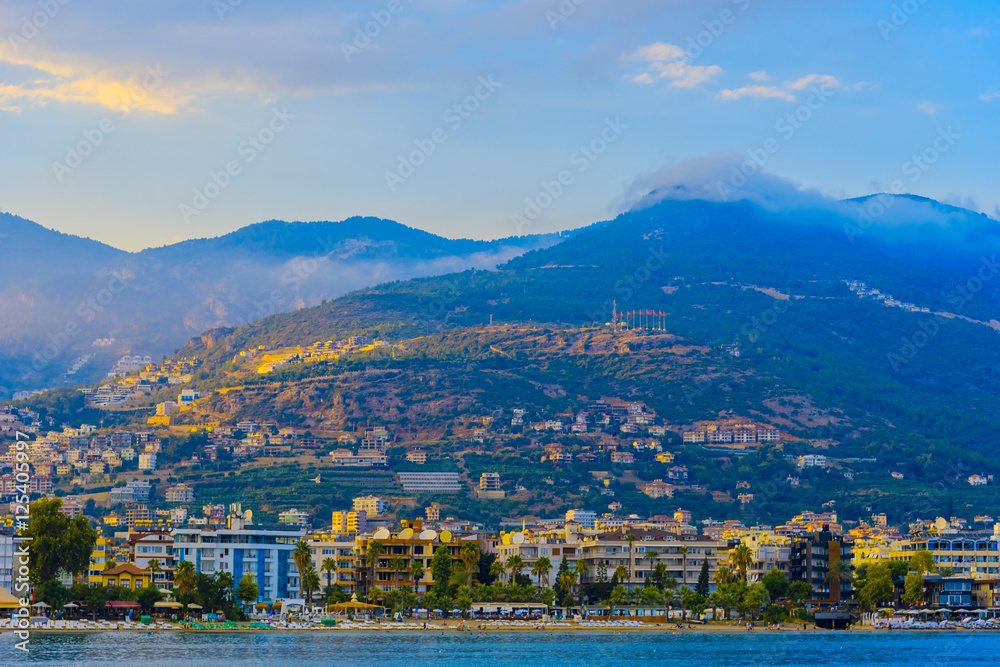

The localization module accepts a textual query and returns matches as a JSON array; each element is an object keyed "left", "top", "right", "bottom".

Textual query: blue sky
[{"left": 0, "top": 0, "right": 996, "bottom": 251}]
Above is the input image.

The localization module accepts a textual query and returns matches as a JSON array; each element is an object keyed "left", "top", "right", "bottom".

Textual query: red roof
[{"left": 106, "top": 601, "right": 141, "bottom": 608}]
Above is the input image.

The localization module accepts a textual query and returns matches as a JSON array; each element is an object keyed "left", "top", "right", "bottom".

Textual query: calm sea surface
[{"left": 1, "top": 631, "right": 996, "bottom": 665}]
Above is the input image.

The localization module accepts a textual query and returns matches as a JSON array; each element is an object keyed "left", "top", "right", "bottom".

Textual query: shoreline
[{"left": 1, "top": 622, "right": 991, "bottom": 634}]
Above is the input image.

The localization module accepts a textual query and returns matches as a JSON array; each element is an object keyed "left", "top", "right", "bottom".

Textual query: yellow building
[
  {"left": 88, "top": 534, "right": 115, "bottom": 584},
  {"left": 100, "top": 563, "right": 152, "bottom": 589}
]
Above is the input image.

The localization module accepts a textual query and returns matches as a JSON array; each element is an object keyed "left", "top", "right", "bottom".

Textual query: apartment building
[{"left": 172, "top": 515, "right": 305, "bottom": 601}]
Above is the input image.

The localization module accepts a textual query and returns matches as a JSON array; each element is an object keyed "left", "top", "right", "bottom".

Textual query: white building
[
  {"left": 396, "top": 472, "right": 462, "bottom": 493},
  {"left": 166, "top": 483, "right": 195, "bottom": 503},
  {"left": 138, "top": 453, "right": 157, "bottom": 471},
  {"left": 565, "top": 509, "right": 596, "bottom": 527},
  {"left": 172, "top": 516, "right": 305, "bottom": 602}
]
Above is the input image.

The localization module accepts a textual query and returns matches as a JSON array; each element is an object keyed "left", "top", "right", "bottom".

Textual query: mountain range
[{"left": 0, "top": 213, "right": 560, "bottom": 397}]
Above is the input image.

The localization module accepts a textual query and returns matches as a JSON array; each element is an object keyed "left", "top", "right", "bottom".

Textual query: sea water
[{"left": 0, "top": 630, "right": 992, "bottom": 665}]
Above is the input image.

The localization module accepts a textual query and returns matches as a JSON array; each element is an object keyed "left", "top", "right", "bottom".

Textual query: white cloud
[
  {"left": 748, "top": 71, "right": 769, "bottom": 82},
  {"left": 627, "top": 42, "right": 721, "bottom": 89},
  {"left": 917, "top": 102, "right": 938, "bottom": 115},
  {"left": 717, "top": 85, "right": 795, "bottom": 102},
  {"left": 786, "top": 74, "right": 842, "bottom": 90},
  {"left": 628, "top": 42, "right": 687, "bottom": 62},
  {"left": 980, "top": 89, "right": 1000, "bottom": 102}
]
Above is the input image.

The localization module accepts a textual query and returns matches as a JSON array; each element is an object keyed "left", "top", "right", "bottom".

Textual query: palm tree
[
  {"left": 678, "top": 546, "right": 689, "bottom": 586},
  {"left": 365, "top": 541, "right": 384, "bottom": 595},
  {"left": 532, "top": 556, "right": 553, "bottom": 588},
  {"left": 825, "top": 560, "right": 854, "bottom": 604},
  {"left": 643, "top": 550, "right": 658, "bottom": 578},
  {"left": 575, "top": 560, "right": 589, "bottom": 607},
  {"left": 293, "top": 540, "right": 312, "bottom": 594},
  {"left": 174, "top": 560, "right": 195, "bottom": 598},
  {"left": 321, "top": 556, "right": 337, "bottom": 592},
  {"left": 302, "top": 567, "right": 321, "bottom": 605},
  {"left": 558, "top": 568, "right": 578, "bottom": 606},
  {"left": 678, "top": 585, "right": 695, "bottom": 620},
  {"left": 460, "top": 543, "right": 480, "bottom": 587},
  {"left": 489, "top": 559, "right": 507, "bottom": 586},
  {"left": 624, "top": 533, "right": 636, "bottom": 585},
  {"left": 729, "top": 544, "right": 754, "bottom": 583},
  {"left": 389, "top": 556, "right": 407, "bottom": 585},
  {"left": 409, "top": 560, "right": 425, "bottom": 594},
  {"left": 714, "top": 565, "right": 735, "bottom": 586},
  {"left": 146, "top": 559, "right": 162, "bottom": 587},
  {"left": 614, "top": 564, "right": 629, "bottom": 582},
  {"left": 506, "top": 555, "right": 524, "bottom": 584}
]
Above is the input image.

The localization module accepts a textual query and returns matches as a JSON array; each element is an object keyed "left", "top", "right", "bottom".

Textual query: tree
[
  {"left": 575, "top": 561, "right": 589, "bottom": 606},
  {"left": 678, "top": 546, "right": 689, "bottom": 586},
  {"left": 21, "top": 498, "right": 96, "bottom": 585},
  {"left": 389, "top": 556, "right": 407, "bottom": 584},
  {"left": 729, "top": 544, "right": 754, "bottom": 583},
  {"left": 643, "top": 550, "right": 659, "bottom": 577},
  {"left": 624, "top": 534, "right": 636, "bottom": 585},
  {"left": 761, "top": 568, "right": 789, "bottom": 600},
  {"left": 364, "top": 541, "right": 384, "bottom": 595},
  {"left": 787, "top": 580, "right": 813, "bottom": 605},
  {"left": 902, "top": 572, "right": 925, "bottom": 607},
  {"left": 609, "top": 583, "right": 627, "bottom": 615},
  {"left": 236, "top": 572, "right": 259, "bottom": 610},
  {"left": 455, "top": 585, "right": 473, "bottom": 617},
  {"left": 696, "top": 558, "right": 710, "bottom": 598},
  {"left": 322, "top": 557, "right": 337, "bottom": 591},
  {"left": 175, "top": 560, "right": 196, "bottom": 598},
  {"left": 533, "top": 556, "right": 552, "bottom": 588},
  {"left": 146, "top": 559, "right": 162, "bottom": 587},
  {"left": 678, "top": 585, "right": 697, "bottom": 620},
  {"left": 614, "top": 564, "right": 629, "bottom": 583},
  {"left": 505, "top": 554, "right": 524, "bottom": 584},
  {"left": 745, "top": 583, "right": 770, "bottom": 621},
  {"left": 409, "top": 559, "right": 425, "bottom": 593},
  {"left": 825, "top": 560, "right": 854, "bottom": 603},
  {"left": 713, "top": 565, "right": 735, "bottom": 587},
  {"left": 558, "top": 568, "right": 578, "bottom": 607},
  {"left": 302, "top": 567, "right": 321, "bottom": 605},
  {"left": 707, "top": 591, "right": 722, "bottom": 621},
  {"left": 857, "top": 562, "right": 894, "bottom": 611},
  {"left": 489, "top": 559, "right": 506, "bottom": 587},
  {"left": 135, "top": 585, "right": 163, "bottom": 611},
  {"left": 430, "top": 546, "right": 453, "bottom": 596},
  {"left": 293, "top": 540, "right": 312, "bottom": 590},
  {"left": 910, "top": 550, "right": 935, "bottom": 575},
  {"left": 460, "top": 543, "right": 480, "bottom": 587}
]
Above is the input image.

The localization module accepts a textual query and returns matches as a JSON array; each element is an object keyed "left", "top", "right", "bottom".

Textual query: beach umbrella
[
  {"left": 253, "top": 602, "right": 271, "bottom": 610},
  {"left": 63, "top": 603, "right": 79, "bottom": 609},
  {"left": 186, "top": 603, "right": 203, "bottom": 610},
  {"left": 32, "top": 601, "right": 50, "bottom": 608}
]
